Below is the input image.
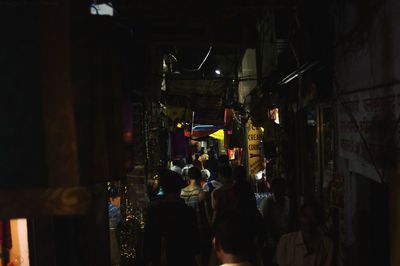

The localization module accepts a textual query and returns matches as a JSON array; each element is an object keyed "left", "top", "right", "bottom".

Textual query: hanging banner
[{"left": 247, "top": 119, "right": 263, "bottom": 177}]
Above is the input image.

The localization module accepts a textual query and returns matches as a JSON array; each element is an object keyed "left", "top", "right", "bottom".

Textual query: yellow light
[
  {"left": 176, "top": 123, "right": 183, "bottom": 128},
  {"left": 210, "top": 129, "right": 224, "bottom": 140}
]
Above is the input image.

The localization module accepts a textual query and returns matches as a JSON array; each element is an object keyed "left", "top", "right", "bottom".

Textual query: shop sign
[{"left": 247, "top": 119, "right": 263, "bottom": 177}]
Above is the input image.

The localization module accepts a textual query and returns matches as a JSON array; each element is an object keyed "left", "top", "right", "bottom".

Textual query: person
[
  {"left": 185, "top": 155, "right": 194, "bottom": 166},
  {"left": 193, "top": 153, "right": 203, "bottom": 169},
  {"left": 260, "top": 178, "right": 290, "bottom": 265},
  {"left": 200, "top": 169, "right": 211, "bottom": 188},
  {"left": 213, "top": 208, "right": 255, "bottom": 266},
  {"left": 275, "top": 202, "right": 333, "bottom": 266},
  {"left": 204, "top": 149, "right": 218, "bottom": 179},
  {"left": 182, "top": 156, "right": 194, "bottom": 183},
  {"left": 144, "top": 169, "right": 201, "bottom": 266},
  {"left": 182, "top": 166, "right": 190, "bottom": 184},
  {"left": 203, "top": 155, "right": 229, "bottom": 194},
  {"left": 211, "top": 164, "right": 235, "bottom": 221},
  {"left": 181, "top": 167, "right": 203, "bottom": 209},
  {"left": 232, "top": 165, "right": 264, "bottom": 266},
  {"left": 170, "top": 159, "right": 183, "bottom": 175},
  {"left": 233, "top": 165, "right": 257, "bottom": 212},
  {"left": 147, "top": 174, "right": 161, "bottom": 201},
  {"left": 108, "top": 187, "right": 121, "bottom": 266},
  {"left": 181, "top": 167, "right": 212, "bottom": 265}
]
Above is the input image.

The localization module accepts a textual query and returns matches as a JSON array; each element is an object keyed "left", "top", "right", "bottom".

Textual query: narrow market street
[{"left": 0, "top": 0, "right": 399, "bottom": 265}]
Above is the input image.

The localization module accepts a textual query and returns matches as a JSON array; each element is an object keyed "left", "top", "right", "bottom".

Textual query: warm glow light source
[
  {"left": 215, "top": 69, "right": 221, "bottom": 75},
  {"left": 269, "top": 108, "right": 280, "bottom": 124},
  {"left": 255, "top": 170, "right": 264, "bottom": 180},
  {"left": 176, "top": 122, "right": 183, "bottom": 128},
  {"left": 10, "top": 219, "right": 30, "bottom": 266}
]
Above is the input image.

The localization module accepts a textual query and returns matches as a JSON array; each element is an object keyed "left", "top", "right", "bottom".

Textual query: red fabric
[
  {"left": 191, "top": 129, "right": 219, "bottom": 138},
  {"left": 224, "top": 108, "right": 233, "bottom": 127},
  {"left": 224, "top": 109, "right": 234, "bottom": 148}
]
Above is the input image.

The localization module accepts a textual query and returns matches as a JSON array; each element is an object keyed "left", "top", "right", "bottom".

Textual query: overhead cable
[{"left": 182, "top": 46, "right": 213, "bottom": 72}]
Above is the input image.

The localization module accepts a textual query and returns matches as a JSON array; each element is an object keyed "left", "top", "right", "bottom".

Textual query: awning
[
  {"left": 209, "top": 129, "right": 224, "bottom": 140},
  {"left": 190, "top": 125, "right": 224, "bottom": 139}
]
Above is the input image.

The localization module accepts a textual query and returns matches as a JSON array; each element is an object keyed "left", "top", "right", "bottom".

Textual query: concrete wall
[
  {"left": 239, "top": 49, "right": 257, "bottom": 104},
  {"left": 334, "top": 0, "right": 400, "bottom": 264}
]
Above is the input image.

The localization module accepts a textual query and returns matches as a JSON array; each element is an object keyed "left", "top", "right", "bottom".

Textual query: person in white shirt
[
  {"left": 275, "top": 202, "right": 333, "bottom": 266},
  {"left": 212, "top": 209, "right": 254, "bottom": 266}
]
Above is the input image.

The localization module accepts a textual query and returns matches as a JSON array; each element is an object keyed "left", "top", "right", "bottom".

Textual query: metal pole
[{"left": 191, "top": 111, "right": 195, "bottom": 135}]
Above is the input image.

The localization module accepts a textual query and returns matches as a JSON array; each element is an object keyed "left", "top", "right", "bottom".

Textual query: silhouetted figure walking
[{"left": 144, "top": 169, "right": 201, "bottom": 266}]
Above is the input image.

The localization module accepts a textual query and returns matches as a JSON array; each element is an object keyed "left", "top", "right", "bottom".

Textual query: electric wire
[{"left": 181, "top": 46, "right": 213, "bottom": 72}]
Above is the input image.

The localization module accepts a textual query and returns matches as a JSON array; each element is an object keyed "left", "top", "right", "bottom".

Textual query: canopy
[
  {"left": 190, "top": 125, "right": 224, "bottom": 139},
  {"left": 209, "top": 129, "right": 224, "bottom": 140}
]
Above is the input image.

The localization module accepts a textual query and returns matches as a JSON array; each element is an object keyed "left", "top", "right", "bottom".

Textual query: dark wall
[
  {"left": 346, "top": 174, "right": 389, "bottom": 266},
  {"left": 0, "top": 5, "right": 47, "bottom": 187}
]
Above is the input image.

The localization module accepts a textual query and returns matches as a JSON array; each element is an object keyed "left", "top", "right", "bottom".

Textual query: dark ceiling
[{"left": 101, "top": 0, "right": 302, "bottom": 124}]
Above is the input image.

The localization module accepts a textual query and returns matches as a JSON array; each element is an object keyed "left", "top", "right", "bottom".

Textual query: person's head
[
  {"left": 194, "top": 153, "right": 200, "bottom": 160},
  {"left": 109, "top": 187, "right": 121, "bottom": 206},
  {"left": 170, "top": 165, "right": 182, "bottom": 175},
  {"left": 172, "top": 159, "right": 185, "bottom": 169},
  {"left": 270, "top": 177, "right": 286, "bottom": 202},
  {"left": 213, "top": 208, "right": 254, "bottom": 263},
  {"left": 182, "top": 167, "right": 190, "bottom": 181},
  {"left": 299, "top": 201, "right": 323, "bottom": 234},
  {"left": 201, "top": 169, "right": 211, "bottom": 182},
  {"left": 188, "top": 167, "right": 202, "bottom": 185},
  {"left": 159, "top": 169, "right": 183, "bottom": 195},
  {"left": 233, "top": 165, "right": 247, "bottom": 183}
]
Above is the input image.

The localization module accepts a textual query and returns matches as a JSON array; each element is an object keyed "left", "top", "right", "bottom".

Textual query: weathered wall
[
  {"left": 239, "top": 49, "right": 257, "bottom": 104},
  {"left": 334, "top": 0, "right": 400, "bottom": 264}
]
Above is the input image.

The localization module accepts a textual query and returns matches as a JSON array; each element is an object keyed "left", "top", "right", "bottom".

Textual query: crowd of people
[{"left": 140, "top": 150, "right": 334, "bottom": 266}]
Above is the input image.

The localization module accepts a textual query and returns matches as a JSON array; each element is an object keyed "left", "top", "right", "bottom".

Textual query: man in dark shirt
[
  {"left": 144, "top": 169, "right": 201, "bottom": 266},
  {"left": 213, "top": 209, "right": 255, "bottom": 266}
]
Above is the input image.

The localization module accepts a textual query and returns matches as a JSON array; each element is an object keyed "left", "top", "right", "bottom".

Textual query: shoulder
[
  {"left": 181, "top": 186, "right": 190, "bottom": 193},
  {"left": 211, "top": 180, "right": 222, "bottom": 187}
]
